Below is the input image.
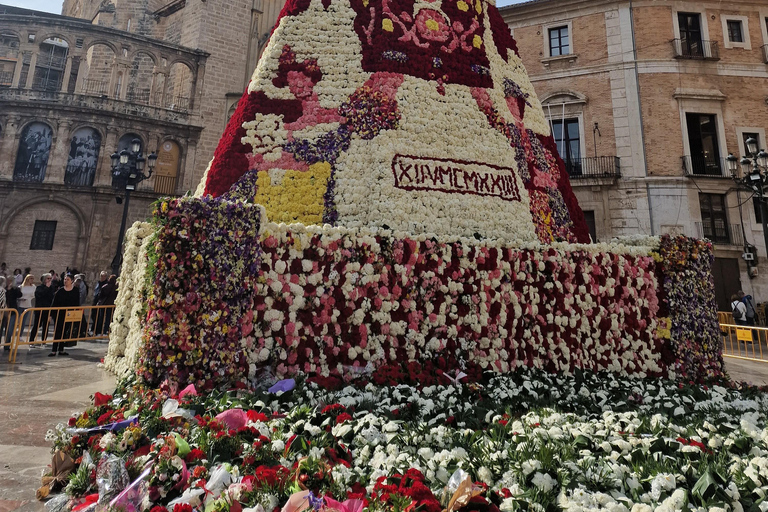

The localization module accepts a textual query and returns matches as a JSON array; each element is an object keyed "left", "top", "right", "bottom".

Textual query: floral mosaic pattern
[
  {"left": 658, "top": 235, "right": 725, "bottom": 381},
  {"left": 136, "top": 197, "right": 263, "bottom": 391},
  {"left": 200, "top": 0, "right": 589, "bottom": 244}
]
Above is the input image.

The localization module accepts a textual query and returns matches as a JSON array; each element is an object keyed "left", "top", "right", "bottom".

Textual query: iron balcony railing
[
  {"left": 672, "top": 38, "right": 720, "bottom": 60},
  {"left": 682, "top": 155, "right": 730, "bottom": 178},
  {"left": 564, "top": 156, "right": 621, "bottom": 180},
  {"left": 126, "top": 88, "right": 151, "bottom": 104},
  {"left": 762, "top": 44, "right": 768, "bottom": 64},
  {"left": 136, "top": 174, "right": 178, "bottom": 195},
  {"left": 0, "top": 70, "right": 12, "bottom": 86},
  {"left": 81, "top": 79, "right": 108, "bottom": 96},
  {"left": 695, "top": 222, "right": 743, "bottom": 246},
  {"left": 31, "top": 76, "right": 62, "bottom": 92}
]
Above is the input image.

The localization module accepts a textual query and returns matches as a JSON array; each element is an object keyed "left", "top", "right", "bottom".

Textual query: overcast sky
[{"left": 2, "top": 0, "right": 527, "bottom": 14}]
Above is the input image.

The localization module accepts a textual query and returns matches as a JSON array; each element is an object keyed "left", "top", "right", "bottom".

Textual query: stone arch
[
  {"left": 126, "top": 50, "right": 156, "bottom": 104},
  {"left": 0, "top": 197, "right": 88, "bottom": 273},
  {"left": 541, "top": 90, "right": 588, "bottom": 106},
  {"left": 36, "top": 33, "right": 74, "bottom": 50},
  {"left": 81, "top": 41, "right": 117, "bottom": 96},
  {"left": 165, "top": 60, "right": 194, "bottom": 111}
]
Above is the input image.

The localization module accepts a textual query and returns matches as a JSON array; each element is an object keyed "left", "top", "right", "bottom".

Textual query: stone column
[
  {"left": 74, "top": 57, "right": 88, "bottom": 93},
  {"left": 94, "top": 128, "right": 119, "bottom": 187},
  {"left": 60, "top": 55, "right": 73, "bottom": 93},
  {"left": 44, "top": 119, "right": 72, "bottom": 184},
  {"left": 11, "top": 55, "right": 24, "bottom": 88},
  {"left": 182, "top": 139, "right": 198, "bottom": 192},
  {"left": 24, "top": 51, "right": 39, "bottom": 89},
  {"left": 0, "top": 115, "right": 21, "bottom": 177}
]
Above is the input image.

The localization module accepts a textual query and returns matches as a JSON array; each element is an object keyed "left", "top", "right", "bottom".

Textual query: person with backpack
[
  {"left": 738, "top": 290, "right": 758, "bottom": 326},
  {"left": 731, "top": 293, "right": 748, "bottom": 326}
]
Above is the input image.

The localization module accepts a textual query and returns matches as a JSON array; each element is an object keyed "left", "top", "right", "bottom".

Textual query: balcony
[
  {"left": 672, "top": 39, "right": 720, "bottom": 60},
  {"left": 135, "top": 173, "right": 178, "bottom": 196},
  {"left": 565, "top": 156, "right": 621, "bottom": 180},
  {"left": 682, "top": 156, "right": 730, "bottom": 178},
  {"left": 81, "top": 79, "right": 109, "bottom": 96},
  {"left": 0, "top": 87, "right": 194, "bottom": 124},
  {"left": 695, "top": 222, "right": 743, "bottom": 247},
  {"left": 31, "top": 76, "right": 63, "bottom": 92},
  {"left": 762, "top": 44, "right": 768, "bottom": 64}
]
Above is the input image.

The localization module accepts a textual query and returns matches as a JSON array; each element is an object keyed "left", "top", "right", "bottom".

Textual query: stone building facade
[
  {"left": 0, "top": 0, "right": 286, "bottom": 283},
  {"left": 501, "top": 0, "right": 768, "bottom": 309},
  {"left": 0, "top": 5, "right": 207, "bottom": 280}
]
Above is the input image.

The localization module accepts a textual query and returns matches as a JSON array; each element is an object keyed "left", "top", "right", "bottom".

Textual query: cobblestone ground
[
  {"left": 0, "top": 341, "right": 113, "bottom": 512},
  {"left": 0, "top": 343, "right": 764, "bottom": 511}
]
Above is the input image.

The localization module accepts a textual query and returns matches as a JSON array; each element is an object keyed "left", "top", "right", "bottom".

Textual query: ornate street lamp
[
  {"left": 728, "top": 137, "right": 768, "bottom": 265},
  {"left": 110, "top": 139, "right": 158, "bottom": 275}
]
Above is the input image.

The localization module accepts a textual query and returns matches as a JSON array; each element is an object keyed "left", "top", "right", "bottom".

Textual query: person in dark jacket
[
  {"left": 30, "top": 273, "right": 54, "bottom": 343},
  {"left": 49, "top": 273, "right": 80, "bottom": 356},
  {"left": 90, "top": 271, "right": 108, "bottom": 335},
  {"left": 4, "top": 280, "right": 22, "bottom": 349},
  {"left": 98, "top": 274, "right": 118, "bottom": 334}
]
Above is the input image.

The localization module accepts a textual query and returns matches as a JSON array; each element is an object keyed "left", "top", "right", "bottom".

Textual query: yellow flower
[
  {"left": 426, "top": 19, "right": 439, "bottom": 31},
  {"left": 473, "top": 34, "right": 483, "bottom": 49},
  {"left": 457, "top": 0, "right": 469, "bottom": 11},
  {"left": 382, "top": 18, "right": 394, "bottom": 32},
  {"left": 475, "top": 0, "right": 482, "bottom": 14},
  {"left": 254, "top": 163, "right": 331, "bottom": 225}
]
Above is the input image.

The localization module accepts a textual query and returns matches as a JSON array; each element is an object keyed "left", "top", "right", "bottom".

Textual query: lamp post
[
  {"left": 110, "top": 138, "right": 157, "bottom": 275},
  {"left": 728, "top": 137, "right": 768, "bottom": 264}
]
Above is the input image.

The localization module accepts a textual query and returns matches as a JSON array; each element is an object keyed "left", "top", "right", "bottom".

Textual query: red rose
[{"left": 93, "top": 392, "right": 112, "bottom": 407}]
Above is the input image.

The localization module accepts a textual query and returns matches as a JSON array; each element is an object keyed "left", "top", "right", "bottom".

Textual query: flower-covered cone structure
[
  {"left": 107, "top": 0, "right": 725, "bottom": 391},
  {"left": 198, "top": 0, "right": 588, "bottom": 244}
]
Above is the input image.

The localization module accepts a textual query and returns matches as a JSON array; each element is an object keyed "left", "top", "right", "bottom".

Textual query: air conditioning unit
[{"left": 743, "top": 252, "right": 755, "bottom": 261}]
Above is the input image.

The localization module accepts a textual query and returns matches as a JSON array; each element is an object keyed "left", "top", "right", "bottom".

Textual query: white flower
[
  {"left": 477, "top": 466, "right": 493, "bottom": 485},
  {"left": 531, "top": 472, "right": 556, "bottom": 493}
]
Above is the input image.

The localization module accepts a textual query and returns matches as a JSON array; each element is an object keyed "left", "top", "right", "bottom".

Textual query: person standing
[
  {"left": 98, "top": 274, "right": 118, "bottom": 334},
  {"left": 90, "top": 271, "right": 108, "bottom": 336},
  {"left": 30, "top": 273, "right": 54, "bottom": 343},
  {"left": 49, "top": 273, "right": 80, "bottom": 357},
  {"left": 13, "top": 269, "right": 23, "bottom": 287},
  {"left": 4, "top": 279, "right": 22, "bottom": 349},
  {"left": 0, "top": 276, "right": 6, "bottom": 343},
  {"left": 731, "top": 294, "right": 749, "bottom": 326},
  {"left": 17, "top": 274, "right": 36, "bottom": 342},
  {"left": 74, "top": 274, "right": 88, "bottom": 337},
  {"left": 738, "top": 290, "right": 758, "bottom": 326}
]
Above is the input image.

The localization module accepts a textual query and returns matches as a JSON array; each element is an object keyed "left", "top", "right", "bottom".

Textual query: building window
[
  {"left": 30, "top": 220, "right": 57, "bottom": 250},
  {"left": 678, "top": 12, "right": 703, "bottom": 57},
  {"left": 685, "top": 113, "right": 722, "bottom": 175},
  {"left": 582, "top": 210, "right": 597, "bottom": 242},
  {"left": 548, "top": 26, "right": 570, "bottom": 56},
  {"left": 699, "top": 194, "right": 730, "bottom": 244},
  {"left": 727, "top": 20, "right": 744, "bottom": 42},
  {"left": 551, "top": 118, "right": 581, "bottom": 176}
]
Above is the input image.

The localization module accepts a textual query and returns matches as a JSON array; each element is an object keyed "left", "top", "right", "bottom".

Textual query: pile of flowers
[
  {"left": 136, "top": 196, "right": 263, "bottom": 391},
  {"left": 46, "top": 369, "right": 768, "bottom": 512}
]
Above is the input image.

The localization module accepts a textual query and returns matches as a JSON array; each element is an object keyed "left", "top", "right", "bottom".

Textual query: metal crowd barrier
[
  {"left": 1, "top": 307, "right": 19, "bottom": 356},
  {"left": 5, "top": 305, "right": 115, "bottom": 364},
  {"left": 719, "top": 322, "right": 768, "bottom": 362}
]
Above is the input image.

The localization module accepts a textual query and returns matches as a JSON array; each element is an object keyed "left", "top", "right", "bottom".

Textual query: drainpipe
[{"left": 629, "top": 0, "right": 654, "bottom": 234}]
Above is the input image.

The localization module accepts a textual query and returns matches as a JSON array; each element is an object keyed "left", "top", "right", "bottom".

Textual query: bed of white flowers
[{"left": 47, "top": 368, "right": 768, "bottom": 512}]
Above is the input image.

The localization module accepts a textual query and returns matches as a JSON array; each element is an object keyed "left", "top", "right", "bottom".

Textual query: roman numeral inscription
[{"left": 392, "top": 155, "right": 521, "bottom": 202}]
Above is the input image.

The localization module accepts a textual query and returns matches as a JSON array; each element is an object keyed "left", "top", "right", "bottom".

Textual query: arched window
[
  {"left": 14, "top": 122, "right": 53, "bottom": 182},
  {"left": 65, "top": 127, "right": 102, "bottom": 186},
  {"left": 154, "top": 140, "right": 180, "bottom": 195},
  {"left": 117, "top": 133, "right": 142, "bottom": 154}
]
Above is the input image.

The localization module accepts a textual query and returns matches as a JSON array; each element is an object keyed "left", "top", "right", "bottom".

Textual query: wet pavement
[{"left": 0, "top": 343, "right": 764, "bottom": 511}]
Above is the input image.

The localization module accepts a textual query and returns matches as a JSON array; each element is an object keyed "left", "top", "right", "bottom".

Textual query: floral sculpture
[
  {"left": 198, "top": 0, "right": 588, "bottom": 244},
  {"left": 106, "top": 0, "right": 725, "bottom": 391}
]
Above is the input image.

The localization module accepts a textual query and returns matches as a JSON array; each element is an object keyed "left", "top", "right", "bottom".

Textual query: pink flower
[{"left": 415, "top": 9, "right": 450, "bottom": 42}]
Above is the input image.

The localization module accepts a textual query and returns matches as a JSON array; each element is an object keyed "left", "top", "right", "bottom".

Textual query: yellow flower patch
[
  {"left": 382, "top": 18, "right": 394, "bottom": 32},
  {"left": 254, "top": 162, "right": 332, "bottom": 225}
]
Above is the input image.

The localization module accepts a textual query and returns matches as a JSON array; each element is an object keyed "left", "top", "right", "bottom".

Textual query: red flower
[
  {"left": 185, "top": 448, "right": 207, "bottom": 463},
  {"left": 93, "top": 392, "right": 113, "bottom": 407},
  {"left": 173, "top": 504, "right": 194, "bottom": 512},
  {"left": 336, "top": 413, "right": 352, "bottom": 424},
  {"left": 247, "top": 410, "right": 269, "bottom": 423}
]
